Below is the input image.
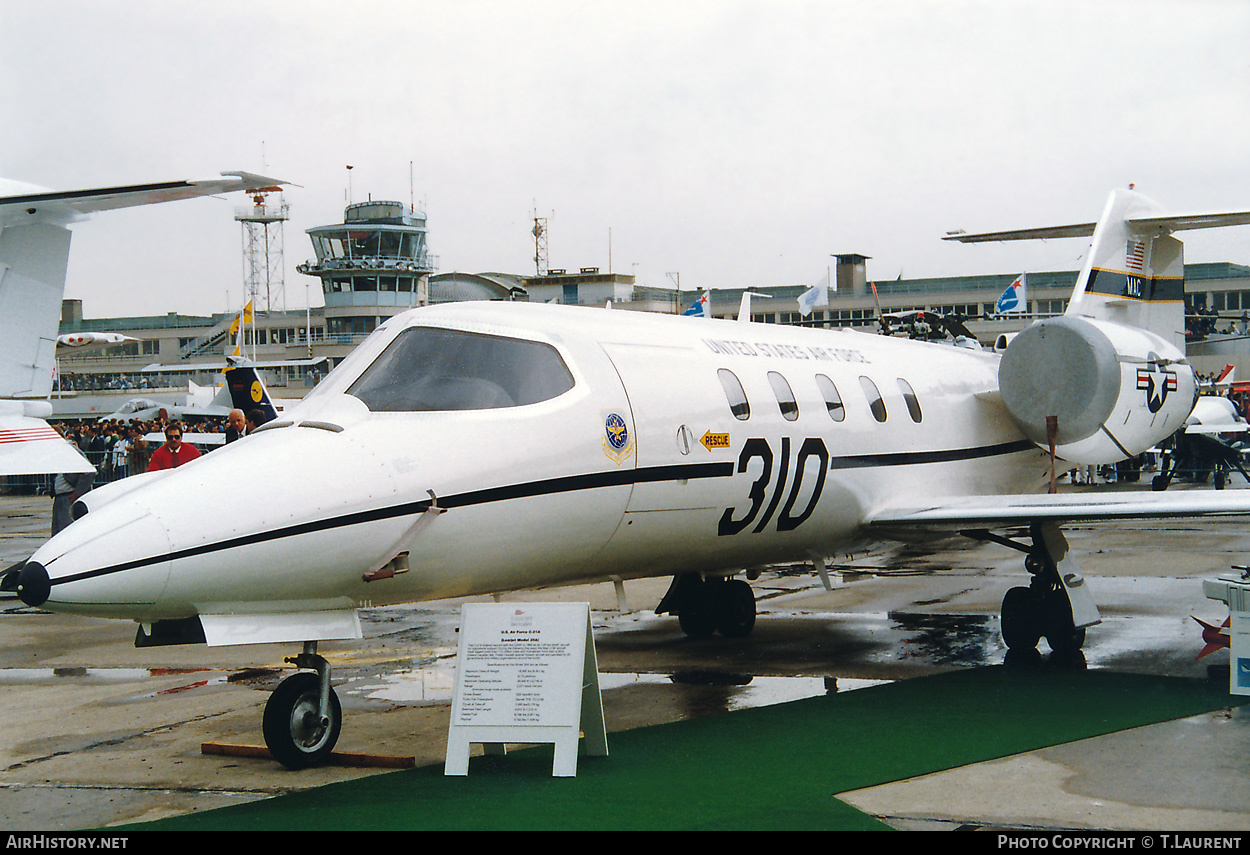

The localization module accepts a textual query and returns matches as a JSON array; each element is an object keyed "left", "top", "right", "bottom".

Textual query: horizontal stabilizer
[
  {"left": 0, "top": 414, "right": 93, "bottom": 476},
  {"left": 945, "top": 208, "right": 1250, "bottom": 243}
]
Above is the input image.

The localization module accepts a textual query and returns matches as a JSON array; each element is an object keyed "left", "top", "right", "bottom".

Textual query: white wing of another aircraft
[{"left": 0, "top": 170, "right": 286, "bottom": 476}]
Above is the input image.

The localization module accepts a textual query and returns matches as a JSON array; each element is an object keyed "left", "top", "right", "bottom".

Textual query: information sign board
[{"left": 444, "top": 602, "right": 607, "bottom": 776}]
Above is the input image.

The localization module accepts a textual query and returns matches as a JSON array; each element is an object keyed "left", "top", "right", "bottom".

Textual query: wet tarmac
[{"left": 1, "top": 486, "right": 1248, "bottom": 831}]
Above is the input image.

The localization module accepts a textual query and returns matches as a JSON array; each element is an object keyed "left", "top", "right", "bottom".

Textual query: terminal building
[{"left": 51, "top": 200, "right": 1250, "bottom": 419}]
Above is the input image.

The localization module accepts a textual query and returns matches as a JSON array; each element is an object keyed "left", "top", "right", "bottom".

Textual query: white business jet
[
  {"left": 0, "top": 171, "right": 287, "bottom": 476},
  {"left": 7, "top": 187, "right": 1250, "bottom": 769}
]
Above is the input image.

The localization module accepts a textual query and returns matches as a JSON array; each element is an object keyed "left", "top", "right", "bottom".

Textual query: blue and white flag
[
  {"left": 797, "top": 284, "right": 829, "bottom": 318},
  {"left": 995, "top": 274, "right": 1027, "bottom": 314},
  {"left": 682, "top": 291, "right": 710, "bottom": 318}
]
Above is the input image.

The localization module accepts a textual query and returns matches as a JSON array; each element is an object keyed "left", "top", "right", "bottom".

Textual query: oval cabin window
[
  {"left": 718, "top": 368, "right": 751, "bottom": 420},
  {"left": 858, "top": 376, "right": 887, "bottom": 422},
  {"left": 897, "top": 378, "right": 923, "bottom": 423},
  {"left": 767, "top": 371, "right": 799, "bottom": 421},
  {"left": 815, "top": 374, "right": 846, "bottom": 422}
]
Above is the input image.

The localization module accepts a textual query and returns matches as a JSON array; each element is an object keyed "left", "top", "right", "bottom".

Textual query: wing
[
  {"left": 0, "top": 171, "right": 287, "bottom": 228},
  {"left": 866, "top": 490, "right": 1250, "bottom": 534}
]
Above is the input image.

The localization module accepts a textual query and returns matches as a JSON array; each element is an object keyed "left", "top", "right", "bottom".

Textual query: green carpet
[{"left": 129, "top": 667, "right": 1245, "bottom": 831}]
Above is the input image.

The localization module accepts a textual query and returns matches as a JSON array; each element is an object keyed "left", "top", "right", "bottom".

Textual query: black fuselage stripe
[{"left": 46, "top": 439, "right": 1037, "bottom": 588}]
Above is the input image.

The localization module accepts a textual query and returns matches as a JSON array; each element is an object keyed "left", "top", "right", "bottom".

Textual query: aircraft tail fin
[
  {"left": 945, "top": 188, "right": 1250, "bottom": 352},
  {"left": 1063, "top": 189, "right": 1185, "bottom": 350},
  {"left": 223, "top": 362, "right": 279, "bottom": 424}
]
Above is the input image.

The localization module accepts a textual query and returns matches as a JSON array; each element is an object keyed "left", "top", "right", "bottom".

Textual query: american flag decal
[{"left": 1126, "top": 240, "right": 1146, "bottom": 271}]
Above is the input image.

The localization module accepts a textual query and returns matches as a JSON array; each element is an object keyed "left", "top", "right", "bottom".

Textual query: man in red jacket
[{"left": 146, "top": 422, "right": 201, "bottom": 471}]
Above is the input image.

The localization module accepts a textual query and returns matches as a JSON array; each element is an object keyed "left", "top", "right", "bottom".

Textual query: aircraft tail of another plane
[
  {"left": 0, "top": 172, "right": 286, "bottom": 402},
  {"left": 0, "top": 223, "right": 72, "bottom": 399},
  {"left": 223, "top": 362, "right": 279, "bottom": 424}
]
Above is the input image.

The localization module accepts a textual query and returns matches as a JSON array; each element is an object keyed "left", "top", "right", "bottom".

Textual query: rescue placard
[{"left": 700, "top": 430, "right": 731, "bottom": 451}]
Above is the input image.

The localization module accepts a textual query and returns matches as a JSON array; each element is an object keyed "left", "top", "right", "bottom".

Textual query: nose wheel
[{"left": 262, "top": 644, "right": 342, "bottom": 769}]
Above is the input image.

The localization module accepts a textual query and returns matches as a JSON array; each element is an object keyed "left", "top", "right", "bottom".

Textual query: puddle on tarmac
[
  {"left": 0, "top": 667, "right": 243, "bottom": 702},
  {"left": 0, "top": 667, "right": 217, "bottom": 684},
  {"left": 347, "top": 660, "right": 888, "bottom": 711}
]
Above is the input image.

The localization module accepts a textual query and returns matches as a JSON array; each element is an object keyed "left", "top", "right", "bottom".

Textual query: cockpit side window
[{"left": 346, "top": 327, "right": 574, "bottom": 411}]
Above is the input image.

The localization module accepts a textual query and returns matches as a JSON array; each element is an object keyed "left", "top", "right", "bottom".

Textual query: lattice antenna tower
[
  {"left": 532, "top": 203, "right": 549, "bottom": 276},
  {"left": 235, "top": 186, "right": 290, "bottom": 313}
]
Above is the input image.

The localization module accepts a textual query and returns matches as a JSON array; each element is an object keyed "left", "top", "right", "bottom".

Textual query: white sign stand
[
  {"left": 1229, "top": 583, "right": 1250, "bottom": 697},
  {"left": 444, "top": 602, "right": 607, "bottom": 776}
]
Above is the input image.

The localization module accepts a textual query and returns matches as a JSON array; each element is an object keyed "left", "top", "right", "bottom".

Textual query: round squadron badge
[{"left": 601, "top": 410, "right": 635, "bottom": 465}]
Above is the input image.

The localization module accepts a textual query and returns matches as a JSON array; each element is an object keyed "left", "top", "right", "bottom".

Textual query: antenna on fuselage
[{"left": 738, "top": 291, "right": 768, "bottom": 322}]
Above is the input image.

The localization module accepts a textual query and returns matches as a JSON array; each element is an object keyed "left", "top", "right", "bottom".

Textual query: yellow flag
[{"left": 229, "top": 300, "right": 254, "bottom": 336}]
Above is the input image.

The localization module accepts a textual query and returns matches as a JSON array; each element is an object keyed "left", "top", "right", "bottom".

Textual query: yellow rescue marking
[{"left": 700, "top": 430, "right": 731, "bottom": 451}]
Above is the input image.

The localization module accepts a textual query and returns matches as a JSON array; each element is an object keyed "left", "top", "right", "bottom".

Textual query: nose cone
[{"left": 14, "top": 562, "right": 50, "bottom": 607}]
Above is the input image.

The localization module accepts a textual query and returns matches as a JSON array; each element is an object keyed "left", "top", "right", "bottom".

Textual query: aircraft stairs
[{"left": 177, "top": 320, "right": 233, "bottom": 360}]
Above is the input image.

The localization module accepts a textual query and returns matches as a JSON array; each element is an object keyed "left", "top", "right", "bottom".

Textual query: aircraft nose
[{"left": 15, "top": 561, "right": 50, "bottom": 607}]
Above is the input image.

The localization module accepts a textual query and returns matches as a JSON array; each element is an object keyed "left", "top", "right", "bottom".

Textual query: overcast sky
[{"left": 3, "top": 0, "right": 1248, "bottom": 319}]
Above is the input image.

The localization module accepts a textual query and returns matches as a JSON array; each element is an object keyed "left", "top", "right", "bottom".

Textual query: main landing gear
[
  {"left": 656, "top": 573, "right": 757, "bottom": 639},
  {"left": 967, "top": 522, "right": 1101, "bottom": 655},
  {"left": 263, "top": 642, "right": 342, "bottom": 770}
]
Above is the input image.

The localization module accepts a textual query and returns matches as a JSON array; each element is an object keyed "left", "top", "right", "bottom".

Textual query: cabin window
[
  {"left": 815, "top": 374, "right": 846, "bottom": 422},
  {"left": 898, "top": 378, "right": 923, "bottom": 423},
  {"left": 718, "top": 369, "right": 750, "bottom": 420},
  {"left": 859, "top": 376, "right": 887, "bottom": 422},
  {"left": 347, "top": 327, "right": 574, "bottom": 411},
  {"left": 767, "top": 371, "right": 799, "bottom": 421}
]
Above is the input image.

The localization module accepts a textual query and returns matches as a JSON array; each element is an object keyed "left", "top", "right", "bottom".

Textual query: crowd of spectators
[{"left": 50, "top": 415, "right": 232, "bottom": 483}]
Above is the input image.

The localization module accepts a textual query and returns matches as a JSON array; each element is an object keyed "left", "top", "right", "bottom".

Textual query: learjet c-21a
[{"left": 8, "top": 187, "right": 1250, "bottom": 769}]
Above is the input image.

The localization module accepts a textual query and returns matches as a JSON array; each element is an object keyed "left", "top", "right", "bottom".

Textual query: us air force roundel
[{"left": 601, "top": 410, "right": 634, "bottom": 465}]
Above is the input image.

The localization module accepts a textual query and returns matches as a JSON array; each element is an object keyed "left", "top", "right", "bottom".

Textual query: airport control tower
[{"left": 297, "top": 200, "right": 439, "bottom": 340}]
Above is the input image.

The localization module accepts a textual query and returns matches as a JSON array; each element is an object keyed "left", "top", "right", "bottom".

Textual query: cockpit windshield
[{"left": 346, "top": 326, "right": 575, "bottom": 412}]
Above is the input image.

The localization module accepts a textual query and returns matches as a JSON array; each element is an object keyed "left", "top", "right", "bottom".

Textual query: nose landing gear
[{"left": 263, "top": 642, "right": 342, "bottom": 769}]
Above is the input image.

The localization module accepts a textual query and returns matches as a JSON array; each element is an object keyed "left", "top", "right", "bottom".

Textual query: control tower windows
[
  {"left": 350, "top": 230, "right": 381, "bottom": 257},
  {"left": 379, "top": 231, "right": 402, "bottom": 258}
]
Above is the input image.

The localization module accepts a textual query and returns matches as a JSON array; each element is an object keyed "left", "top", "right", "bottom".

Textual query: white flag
[{"left": 798, "top": 285, "right": 828, "bottom": 318}]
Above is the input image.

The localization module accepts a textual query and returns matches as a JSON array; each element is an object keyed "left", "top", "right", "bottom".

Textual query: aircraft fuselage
[{"left": 23, "top": 302, "right": 1049, "bottom": 623}]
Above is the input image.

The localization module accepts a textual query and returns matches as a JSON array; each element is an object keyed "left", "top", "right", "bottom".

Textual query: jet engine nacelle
[{"left": 998, "top": 316, "right": 1197, "bottom": 464}]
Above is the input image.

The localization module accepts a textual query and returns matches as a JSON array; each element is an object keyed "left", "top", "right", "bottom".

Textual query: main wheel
[
  {"left": 715, "top": 579, "right": 757, "bottom": 638},
  {"left": 678, "top": 589, "right": 718, "bottom": 640},
  {"left": 1000, "top": 586, "right": 1041, "bottom": 651},
  {"left": 263, "top": 672, "right": 342, "bottom": 770}
]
